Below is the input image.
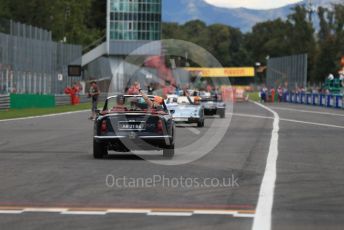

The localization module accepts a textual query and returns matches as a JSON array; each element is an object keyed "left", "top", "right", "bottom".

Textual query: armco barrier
[
  {"left": 0, "top": 94, "right": 10, "bottom": 110},
  {"left": 55, "top": 95, "right": 72, "bottom": 106},
  {"left": 10, "top": 94, "right": 55, "bottom": 109},
  {"left": 284, "top": 92, "right": 344, "bottom": 110},
  {"left": 1, "top": 93, "right": 110, "bottom": 110}
]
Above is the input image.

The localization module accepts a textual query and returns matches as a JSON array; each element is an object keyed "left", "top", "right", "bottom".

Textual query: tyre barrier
[
  {"left": 0, "top": 94, "right": 10, "bottom": 110},
  {"left": 284, "top": 92, "right": 344, "bottom": 109}
]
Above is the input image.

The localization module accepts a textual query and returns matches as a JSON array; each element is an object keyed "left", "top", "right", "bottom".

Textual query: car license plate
[
  {"left": 118, "top": 121, "right": 146, "bottom": 130},
  {"left": 174, "top": 118, "right": 188, "bottom": 122}
]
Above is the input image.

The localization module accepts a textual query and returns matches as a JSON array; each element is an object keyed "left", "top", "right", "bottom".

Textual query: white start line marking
[{"left": 0, "top": 207, "right": 255, "bottom": 218}]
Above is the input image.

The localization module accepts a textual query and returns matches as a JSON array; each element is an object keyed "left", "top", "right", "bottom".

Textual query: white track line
[
  {"left": 187, "top": 127, "right": 201, "bottom": 135},
  {"left": 0, "top": 110, "right": 89, "bottom": 122},
  {"left": 227, "top": 112, "right": 274, "bottom": 120},
  {"left": 23, "top": 208, "right": 68, "bottom": 213},
  {"left": 280, "top": 118, "right": 344, "bottom": 129},
  {"left": 147, "top": 212, "right": 193, "bottom": 216},
  {"left": 193, "top": 210, "right": 237, "bottom": 215},
  {"left": 107, "top": 209, "right": 150, "bottom": 214},
  {"left": 252, "top": 102, "right": 280, "bottom": 230},
  {"left": 228, "top": 112, "right": 344, "bottom": 129},
  {"left": 0, "top": 210, "right": 23, "bottom": 214},
  {"left": 269, "top": 106, "right": 344, "bottom": 117},
  {"left": 234, "top": 213, "right": 256, "bottom": 218},
  {"left": 0, "top": 207, "right": 254, "bottom": 218},
  {"left": 61, "top": 211, "right": 107, "bottom": 215}
]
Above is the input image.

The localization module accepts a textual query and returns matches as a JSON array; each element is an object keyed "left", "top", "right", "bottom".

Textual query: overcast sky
[{"left": 204, "top": 0, "right": 303, "bottom": 10}]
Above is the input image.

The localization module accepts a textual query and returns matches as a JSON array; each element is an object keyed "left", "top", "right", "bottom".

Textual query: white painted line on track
[
  {"left": 0, "top": 110, "right": 89, "bottom": 122},
  {"left": 234, "top": 213, "right": 256, "bottom": 218},
  {"left": 187, "top": 127, "right": 201, "bottom": 135},
  {"left": 193, "top": 210, "right": 237, "bottom": 215},
  {"left": 176, "top": 124, "right": 201, "bottom": 135},
  {"left": 61, "top": 211, "right": 107, "bottom": 215},
  {"left": 0, "top": 210, "right": 23, "bottom": 214},
  {"left": 147, "top": 212, "right": 193, "bottom": 216},
  {"left": 227, "top": 112, "right": 274, "bottom": 120},
  {"left": 107, "top": 209, "right": 150, "bottom": 214},
  {"left": 23, "top": 208, "right": 68, "bottom": 213},
  {"left": 228, "top": 112, "right": 344, "bottom": 129},
  {"left": 251, "top": 101, "right": 280, "bottom": 230},
  {"left": 0, "top": 207, "right": 255, "bottom": 218},
  {"left": 268, "top": 106, "right": 344, "bottom": 117},
  {"left": 280, "top": 118, "right": 344, "bottom": 129}
]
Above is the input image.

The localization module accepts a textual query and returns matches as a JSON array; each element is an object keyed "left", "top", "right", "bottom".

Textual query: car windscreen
[
  {"left": 106, "top": 96, "right": 167, "bottom": 113},
  {"left": 201, "top": 96, "right": 222, "bottom": 102}
]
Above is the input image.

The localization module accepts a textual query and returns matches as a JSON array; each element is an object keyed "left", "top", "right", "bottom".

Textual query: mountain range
[{"left": 162, "top": 0, "right": 343, "bottom": 32}]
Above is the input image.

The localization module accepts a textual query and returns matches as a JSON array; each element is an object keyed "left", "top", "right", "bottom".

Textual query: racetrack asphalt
[{"left": 0, "top": 102, "right": 343, "bottom": 230}]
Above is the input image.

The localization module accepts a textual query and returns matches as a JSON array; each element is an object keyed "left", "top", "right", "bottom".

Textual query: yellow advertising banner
[{"left": 184, "top": 67, "right": 255, "bottom": 77}]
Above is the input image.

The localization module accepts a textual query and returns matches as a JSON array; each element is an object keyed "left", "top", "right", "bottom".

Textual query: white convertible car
[{"left": 166, "top": 96, "right": 205, "bottom": 127}]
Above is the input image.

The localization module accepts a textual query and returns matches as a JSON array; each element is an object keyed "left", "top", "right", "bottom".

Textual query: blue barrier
[
  {"left": 312, "top": 94, "right": 317, "bottom": 105},
  {"left": 295, "top": 93, "right": 300, "bottom": 103},
  {"left": 288, "top": 92, "right": 293, "bottom": 103},
  {"left": 283, "top": 92, "right": 288, "bottom": 102},
  {"left": 306, "top": 94, "right": 312, "bottom": 105},
  {"left": 326, "top": 95, "right": 332, "bottom": 108},
  {"left": 282, "top": 92, "right": 343, "bottom": 110},
  {"left": 336, "top": 95, "right": 343, "bottom": 109},
  {"left": 319, "top": 94, "right": 324, "bottom": 106},
  {"left": 301, "top": 93, "right": 306, "bottom": 104}
]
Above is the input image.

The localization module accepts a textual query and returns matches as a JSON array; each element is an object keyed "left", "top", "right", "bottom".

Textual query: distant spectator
[
  {"left": 260, "top": 86, "right": 267, "bottom": 103},
  {"left": 88, "top": 81, "right": 100, "bottom": 120},
  {"left": 206, "top": 84, "right": 212, "bottom": 92},
  {"left": 277, "top": 86, "right": 283, "bottom": 102},
  {"left": 270, "top": 88, "right": 275, "bottom": 103}
]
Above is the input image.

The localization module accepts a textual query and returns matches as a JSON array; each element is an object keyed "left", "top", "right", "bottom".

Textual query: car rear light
[
  {"left": 101, "top": 120, "right": 108, "bottom": 133},
  {"left": 156, "top": 120, "right": 163, "bottom": 134}
]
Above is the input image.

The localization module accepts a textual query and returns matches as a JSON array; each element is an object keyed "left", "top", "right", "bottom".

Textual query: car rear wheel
[
  {"left": 163, "top": 145, "right": 175, "bottom": 158},
  {"left": 93, "top": 140, "right": 108, "bottom": 159},
  {"left": 219, "top": 110, "right": 225, "bottom": 118},
  {"left": 197, "top": 120, "right": 204, "bottom": 127}
]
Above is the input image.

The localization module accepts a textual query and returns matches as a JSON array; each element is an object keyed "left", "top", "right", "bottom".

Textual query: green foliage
[
  {"left": 0, "top": 1, "right": 343, "bottom": 85},
  {"left": 0, "top": 0, "right": 105, "bottom": 47},
  {"left": 162, "top": 20, "right": 250, "bottom": 67},
  {"left": 0, "top": 103, "right": 91, "bottom": 120},
  {"left": 312, "top": 4, "right": 344, "bottom": 82},
  {"left": 245, "top": 19, "right": 292, "bottom": 65}
]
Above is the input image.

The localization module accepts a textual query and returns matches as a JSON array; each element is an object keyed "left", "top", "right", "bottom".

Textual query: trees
[
  {"left": 312, "top": 4, "right": 344, "bottom": 82},
  {"left": 162, "top": 20, "right": 249, "bottom": 67},
  {"left": 245, "top": 19, "right": 292, "bottom": 66},
  {"left": 0, "top": 0, "right": 104, "bottom": 46},
  {"left": 0, "top": 0, "right": 342, "bottom": 84}
]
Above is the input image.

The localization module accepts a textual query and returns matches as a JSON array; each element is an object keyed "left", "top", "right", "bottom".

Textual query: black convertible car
[
  {"left": 201, "top": 94, "right": 226, "bottom": 118},
  {"left": 93, "top": 95, "right": 175, "bottom": 159}
]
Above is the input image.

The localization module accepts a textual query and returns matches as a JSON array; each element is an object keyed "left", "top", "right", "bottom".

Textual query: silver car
[{"left": 166, "top": 96, "right": 205, "bottom": 127}]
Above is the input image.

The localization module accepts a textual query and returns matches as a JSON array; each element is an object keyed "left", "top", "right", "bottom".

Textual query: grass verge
[
  {"left": 0, "top": 103, "right": 92, "bottom": 120},
  {"left": 247, "top": 92, "right": 260, "bottom": 102}
]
